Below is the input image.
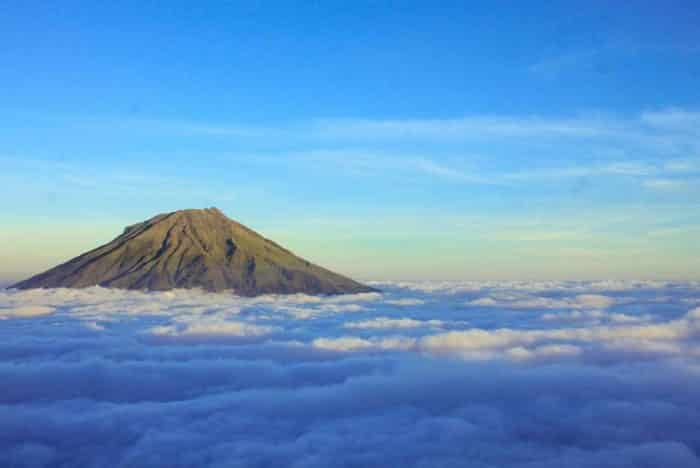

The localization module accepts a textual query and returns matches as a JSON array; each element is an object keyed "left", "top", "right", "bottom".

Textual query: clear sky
[{"left": 1, "top": 1, "right": 699, "bottom": 283}]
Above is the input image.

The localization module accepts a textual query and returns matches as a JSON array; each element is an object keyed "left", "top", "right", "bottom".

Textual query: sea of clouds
[{"left": 2, "top": 280, "right": 700, "bottom": 467}]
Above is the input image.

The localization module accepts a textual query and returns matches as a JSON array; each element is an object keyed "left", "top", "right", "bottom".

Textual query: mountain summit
[{"left": 13, "top": 208, "right": 375, "bottom": 296}]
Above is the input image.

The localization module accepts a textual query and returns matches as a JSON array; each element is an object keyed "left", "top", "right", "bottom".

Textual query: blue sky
[{"left": 1, "top": 1, "right": 699, "bottom": 282}]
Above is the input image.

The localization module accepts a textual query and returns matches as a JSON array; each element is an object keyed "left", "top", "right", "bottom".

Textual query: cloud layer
[{"left": 1, "top": 281, "right": 700, "bottom": 467}]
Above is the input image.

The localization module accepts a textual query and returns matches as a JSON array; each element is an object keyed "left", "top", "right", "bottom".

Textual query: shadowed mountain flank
[{"left": 13, "top": 208, "right": 376, "bottom": 296}]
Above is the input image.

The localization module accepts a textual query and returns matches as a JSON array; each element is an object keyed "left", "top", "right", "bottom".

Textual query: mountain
[{"left": 12, "top": 208, "right": 376, "bottom": 296}]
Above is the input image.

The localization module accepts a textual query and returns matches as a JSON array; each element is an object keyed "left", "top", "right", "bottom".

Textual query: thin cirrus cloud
[
  {"left": 643, "top": 178, "right": 700, "bottom": 192},
  {"left": 131, "top": 109, "right": 700, "bottom": 189},
  {"left": 528, "top": 42, "right": 700, "bottom": 79},
  {"left": 1, "top": 281, "right": 700, "bottom": 466},
  {"left": 309, "top": 115, "right": 620, "bottom": 139},
  {"left": 267, "top": 149, "right": 693, "bottom": 190},
  {"left": 640, "top": 108, "right": 700, "bottom": 132},
  {"left": 6, "top": 109, "right": 700, "bottom": 194},
  {"left": 56, "top": 107, "right": 700, "bottom": 142},
  {"left": 307, "top": 108, "right": 699, "bottom": 144}
]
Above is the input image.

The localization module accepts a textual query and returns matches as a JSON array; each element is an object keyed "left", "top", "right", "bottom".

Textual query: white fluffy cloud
[
  {"left": 468, "top": 293, "right": 616, "bottom": 310},
  {"left": 1, "top": 281, "right": 700, "bottom": 467},
  {"left": 541, "top": 309, "right": 653, "bottom": 324},
  {"left": 0, "top": 305, "right": 54, "bottom": 319},
  {"left": 344, "top": 317, "right": 444, "bottom": 329},
  {"left": 418, "top": 307, "right": 700, "bottom": 360},
  {"left": 384, "top": 298, "right": 426, "bottom": 306},
  {"left": 149, "top": 320, "right": 279, "bottom": 344}
]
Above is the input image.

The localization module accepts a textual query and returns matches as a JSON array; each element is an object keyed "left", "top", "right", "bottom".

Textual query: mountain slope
[{"left": 12, "top": 208, "right": 375, "bottom": 296}]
